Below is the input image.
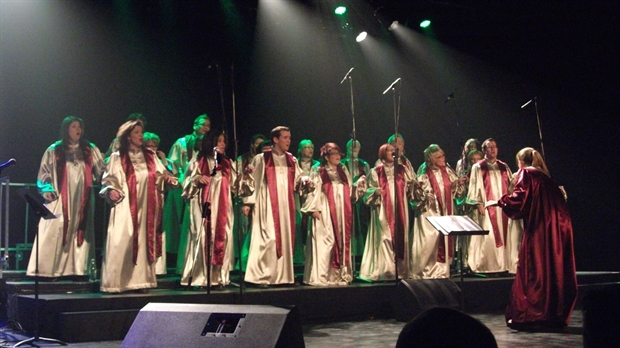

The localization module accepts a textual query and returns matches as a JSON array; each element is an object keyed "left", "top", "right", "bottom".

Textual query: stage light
[
  {"left": 389, "top": 21, "right": 399, "bottom": 31},
  {"left": 420, "top": 20, "right": 431, "bottom": 28},
  {"left": 334, "top": 6, "right": 347, "bottom": 15},
  {"left": 356, "top": 31, "right": 367, "bottom": 42}
]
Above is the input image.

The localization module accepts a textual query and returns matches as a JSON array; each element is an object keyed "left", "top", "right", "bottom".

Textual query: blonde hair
[{"left": 516, "top": 147, "right": 549, "bottom": 176}]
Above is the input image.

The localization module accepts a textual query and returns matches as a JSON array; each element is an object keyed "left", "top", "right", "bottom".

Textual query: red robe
[{"left": 498, "top": 167, "right": 577, "bottom": 327}]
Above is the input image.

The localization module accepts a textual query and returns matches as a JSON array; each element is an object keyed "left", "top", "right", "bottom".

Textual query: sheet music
[{"left": 426, "top": 215, "right": 488, "bottom": 236}]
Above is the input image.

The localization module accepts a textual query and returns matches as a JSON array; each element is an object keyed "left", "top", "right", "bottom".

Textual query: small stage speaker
[
  {"left": 391, "top": 279, "right": 462, "bottom": 322},
  {"left": 121, "top": 303, "right": 305, "bottom": 348}
]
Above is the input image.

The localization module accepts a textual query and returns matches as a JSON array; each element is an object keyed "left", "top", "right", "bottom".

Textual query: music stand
[
  {"left": 426, "top": 215, "right": 488, "bottom": 284},
  {"left": 15, "top": 188, "right": 67, "bottom": 347}
]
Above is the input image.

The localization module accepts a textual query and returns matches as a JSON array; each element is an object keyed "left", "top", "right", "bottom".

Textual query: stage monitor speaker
[
  {"left": 391, "top": 279, "right": 462, "bottom": 322},
  {"left": 121, "top": 303, "right": 305, "bottom": 348}
]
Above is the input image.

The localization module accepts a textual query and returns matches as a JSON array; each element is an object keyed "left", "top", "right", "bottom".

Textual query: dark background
[{"left": 1, "top": 0, "right": 618, "bottom": 270}]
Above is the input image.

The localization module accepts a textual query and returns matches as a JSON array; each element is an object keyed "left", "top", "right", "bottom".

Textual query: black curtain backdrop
[{"left": 1, "top": 0, "right": 618, "bottom": 271}]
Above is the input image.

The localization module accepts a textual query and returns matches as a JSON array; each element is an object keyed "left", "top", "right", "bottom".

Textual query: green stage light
[
  {"left": 335, "top": 6, "right": 347, "bottom": 15},
  {"left": 420, "top": 20, "right": 431, "bottom": 28}
]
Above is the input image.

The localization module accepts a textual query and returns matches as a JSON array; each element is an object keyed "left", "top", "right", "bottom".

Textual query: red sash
[
  {"left": 426, "top": 166, "right": 454, "bottom": 262},
  {"left": 197, "top": 156, "right": 214, "bottom": 264},
  {"left": 377, "top": 163, "right": 407, "bottom": 260},
  {"left": 479, "top": 159, "right": 509, "bottom": 248},
  {"left": 319, "top": 165, "right": 352, "bottom": 269},
  {"left": 55, "top": 144, "right": 93, "bottom": 247},
  {"left": 121, "top": 149, "right": 161, "bottom": 265},
  {"left": 212, "top": 158, "right": 231, "bottom": 266},
  {"left": 264, "top": 151, "right": 296, "bottom": 258}
]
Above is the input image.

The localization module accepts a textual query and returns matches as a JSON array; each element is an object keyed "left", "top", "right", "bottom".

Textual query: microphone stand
[
  {"left": 384, "top": 78, "right": 402, "bottom": 285},
  {"left": 521, "top": 97, "right": 545, "bottom": 159},
  {"left": 230, "top": 64, "right": 245, "bottom": 301},
  {"left": 204, "top": 193, "right": 212, "bottom": 296},
  {"left": 187, "top": 172, "right": 212, "bottom": 296},
  {"left": 341, "top": 67, "right": 356, "bottom": 278},
  {"left": 204, "top": 151, "right": 220, "bottom": 296},
  {"left": 445, "top": 89, "right": 465, "bottom": 168},
  {"left": 15, "top": 189, "right": 67, "bottom": 347}
]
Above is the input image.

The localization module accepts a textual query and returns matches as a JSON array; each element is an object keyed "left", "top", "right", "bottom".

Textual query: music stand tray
[
  {"left": 426, "top": 215, "right": 488, "bottom": 284},
  {"left": 18, "top": 189, "right": 57, "bottom": 220},
  {"left": 16, "top": 188, "right": 66, "bottom": 347}
]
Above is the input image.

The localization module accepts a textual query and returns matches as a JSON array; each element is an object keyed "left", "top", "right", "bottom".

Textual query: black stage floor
[
  {"left": 0, "top": 310, "right": 590, "bottom": 348},
  {"left": 1, "top": 270, "right": 618, "bottom": 345}
]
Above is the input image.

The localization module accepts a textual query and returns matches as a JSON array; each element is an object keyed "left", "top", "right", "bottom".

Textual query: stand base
[{"left": 13, "top": 336, "right": 67, "bottom": 347}]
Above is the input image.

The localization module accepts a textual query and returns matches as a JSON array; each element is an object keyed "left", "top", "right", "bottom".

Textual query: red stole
[
  {"left": 197, "top": 156, "right": 214, "bottom": 264},
  {"left": 199, "top": 156, "right": 231, "bottom": 266},
  {"left": 376, "top": 163, "right": 406, "bottom": 260},
  {"left": 479, "top": 159, "right": 509, "bottom": 248},
  {"left": 426, "top": 166, "right": 454, "bottom": 262},
  {"left": 263, "top": 151, "right": 296, "bottom": 258},
  {"left": 121, "top": 149, "right": 161, "bottom": 265},
  {"left": 55, "top": 144, "right": 93, "bottom": 247},
  {"left": 319, "top": 165, "right": 352, "bottom": 269}
]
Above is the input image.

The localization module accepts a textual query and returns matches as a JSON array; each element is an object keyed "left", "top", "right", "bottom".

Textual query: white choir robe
[
  {"left": 466, "top": 160, "right": 522, "bottom": 273},
  {"left": 180, "top": 157, "right": 238, "bottom": 287},
  {"left": 166, "top": 136, "right": 193, "bottom": 274},
  {"left": 233, "top": 155, "right": 254, "bottom": 272},
  {"left": 294, "top": 158, "right": 318, "bottom": 265},
  {"left": 301, "top": 165, "right": 365, "bottom": 286},
  {"left": 242, "top": 152, "right": 305, "bottom": 285},
  {"left": 410, "top": 166, "right": 465, "bottom": 279},
  {"left": 360, "top": 162, "right": 416, "bottom": 281},
  {"left": 27, "top": 143, "right": 105, "bottom": 277},
  {"left": 99, "top": 150, "right": 169, "bottom": 292},
  {"left": 341, "top": 157, "right": 371, "bottom": 258}
]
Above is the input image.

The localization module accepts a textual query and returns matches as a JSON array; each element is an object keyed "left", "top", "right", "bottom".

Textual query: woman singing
[
  {"left": 180, "top": 131, "right": 241, "bottom": 288},
  {"left": 100, "top": 119, "right": 176, "bottom": 293},
  {"left": 27, "top": 116, "right": 105, "bottom": 278},
  {"left": 301, "top": 143, "right": 365, "bottom": 286},
  {"left": 360, "top": 143, "right": 417, "bottom": 281}
]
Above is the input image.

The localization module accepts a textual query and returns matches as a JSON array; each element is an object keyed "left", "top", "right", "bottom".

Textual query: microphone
[
  {"left": 444, "top": 92, "right": 455, "bottom": 103},
  {"left": 521, "top": 97, "right": 536, "bottom": 108},
  {"left": 211, "top": 147, "right": 219, "bottom": 176},
  {"left": 0, "top": 158, "right": 16, "bottom": 174},
  {"left": 382, "top": 78, "right": 401, "bottom": 94},
  {"left": 340, "top": 67, "right": 354, "bottom": 84}
]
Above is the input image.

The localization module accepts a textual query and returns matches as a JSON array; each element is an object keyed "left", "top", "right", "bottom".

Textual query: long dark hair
[
  {"left": 199, "top": 130, "right": 228, "bottom": 160},
  {"left": 59, "top": 116, "right": 90, "bottom": 151}
]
